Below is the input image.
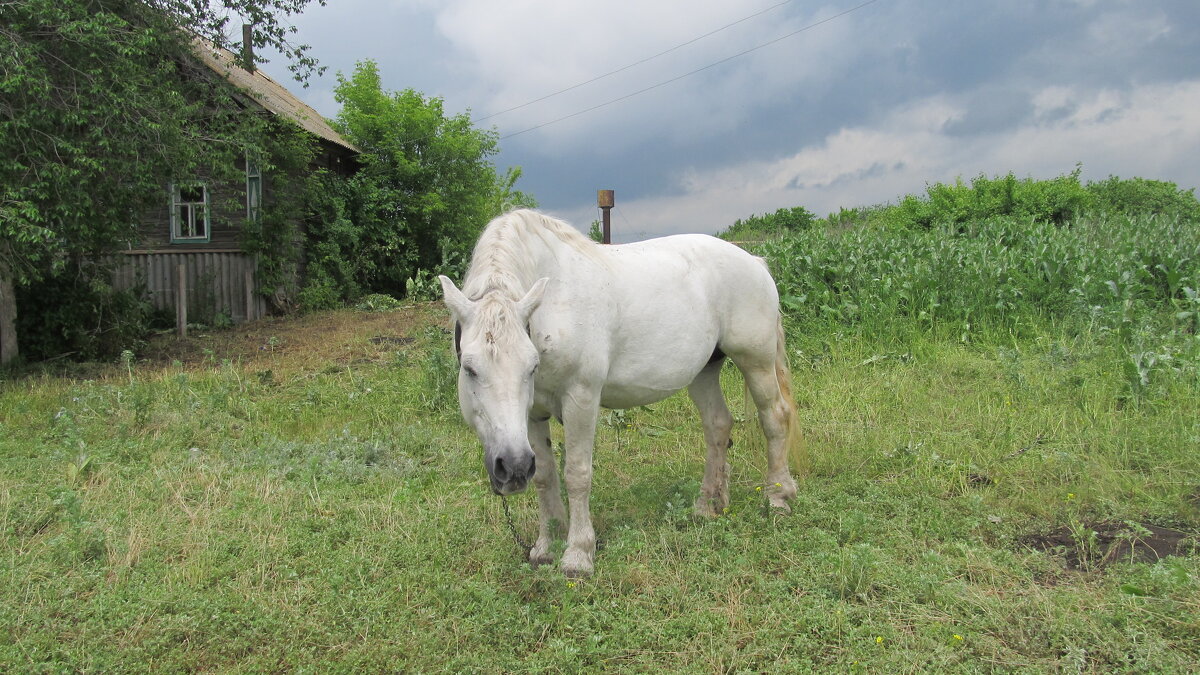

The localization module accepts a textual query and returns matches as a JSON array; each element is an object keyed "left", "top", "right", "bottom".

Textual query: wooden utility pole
[{"left": 597, "top": 189, "right": 614, "bottom": 244}]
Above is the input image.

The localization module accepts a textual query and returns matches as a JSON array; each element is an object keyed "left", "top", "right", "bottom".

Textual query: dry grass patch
[{"left": 140, "top": 302, "right": 445, "bottom": 375}]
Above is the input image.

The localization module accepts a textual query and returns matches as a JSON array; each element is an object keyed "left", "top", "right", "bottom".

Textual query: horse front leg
[
  {"left": 560, "top": 388, "right": 600, "bottom": 577},
  {"left": 528, "top": 416, "right": 566, "bottom": 567}
]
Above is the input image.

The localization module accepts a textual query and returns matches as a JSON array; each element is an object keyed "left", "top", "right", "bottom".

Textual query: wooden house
[{"left": 113, "top": 41, "right": 358, "bottom": 326}]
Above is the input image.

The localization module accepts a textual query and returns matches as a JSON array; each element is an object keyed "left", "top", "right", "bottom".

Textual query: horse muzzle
[{"left": 486, "top": 448, "right": 536, "bottom": 495}]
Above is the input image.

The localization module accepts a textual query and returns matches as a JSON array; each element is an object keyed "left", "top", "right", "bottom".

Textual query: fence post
[
  {"left": 244, "top": 269, "right": 255, "bottom": 322},
  {"left": 0, "top": 264, "right": 17, "bottom": 365},
  {"left": 176, "top": 263, "right": 187, "bottom": 338}
]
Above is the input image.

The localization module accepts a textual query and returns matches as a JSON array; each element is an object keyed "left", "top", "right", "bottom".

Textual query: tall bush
[
  {"left": 878, "top": 169, "right": 1093, "bottom": 230},
  {"left": 330, "top": 60, "right": 535, "bottom": 300},
  {"left": 718, "top": 206, "right": 816, "bottom": 240},
  {"left": 1086, "top": 176, "right": 1200, "bottom": 221}
]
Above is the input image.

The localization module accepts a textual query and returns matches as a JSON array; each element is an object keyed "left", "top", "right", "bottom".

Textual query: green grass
[
  {"left": 3, "top": 209, "right": 1199, "bottom": 671},
  {"left": 2, "top": 297, "right": 1198, "bottom": 672}
]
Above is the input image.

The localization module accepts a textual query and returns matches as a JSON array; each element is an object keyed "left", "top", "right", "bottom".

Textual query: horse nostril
[{"left": 493, "top": 456, "right": 509, "bottom": 482}]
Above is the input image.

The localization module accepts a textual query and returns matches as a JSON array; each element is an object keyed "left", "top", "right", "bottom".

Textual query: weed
[
  {"left": 418, "top": 341, "right": 458, "bottom": 413},
  {"left": 356, "top": 293, "right": 405, "bottom": 312},
  {"left": 1067, "top": 520, "right": 1102, "bottom": 571},
  {"left": 119, "top": 349, "right": 135, "bottom": 384}
]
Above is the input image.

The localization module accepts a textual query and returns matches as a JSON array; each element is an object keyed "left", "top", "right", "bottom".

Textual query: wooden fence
[{"left": 112, "top": 250, "right": 264, "bottom": 328}]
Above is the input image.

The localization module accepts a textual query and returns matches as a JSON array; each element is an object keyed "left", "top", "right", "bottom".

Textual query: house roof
[{"left": 193, "top": 42, "right": 359, "bottom": 153}]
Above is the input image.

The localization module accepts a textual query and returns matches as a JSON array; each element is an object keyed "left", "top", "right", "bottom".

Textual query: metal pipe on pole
[{"left": 597, "top": 189, "right": 614, "bottom": 244}]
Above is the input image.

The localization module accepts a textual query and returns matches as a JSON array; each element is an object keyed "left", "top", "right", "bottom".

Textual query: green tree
[
  {"left": 331, "top": 60, "right": 534, "bottom": 298},
  {"left": 718, "top": 206, "right": 816, "bottom": 240},
  {"left": 1086, "top": 176, "right": 1200, "bottom": 221},
  {"left": 0, "top": 0, "right": 323, "bottom": 364}
]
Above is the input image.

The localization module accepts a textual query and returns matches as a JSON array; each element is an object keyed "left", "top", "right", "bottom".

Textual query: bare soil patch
[
  {"left": 1020, "top": 521, "right": 1199, "bottom": 570},
  {"left": 141, "top": 302, "right": 446, "bottom": 374}
]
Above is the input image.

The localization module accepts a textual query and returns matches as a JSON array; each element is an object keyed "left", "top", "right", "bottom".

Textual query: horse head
[{"left": 439, "top": 275, "right": 549, "bottom": 495}]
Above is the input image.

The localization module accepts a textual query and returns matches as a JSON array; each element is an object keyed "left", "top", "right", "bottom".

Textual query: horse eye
[{"left": 463, "top": 365, "right": 478, "bottom": 378}]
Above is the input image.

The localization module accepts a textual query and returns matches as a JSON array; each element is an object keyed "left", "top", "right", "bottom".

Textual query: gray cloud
[{"left": 262, "top": 0, "right": 1200, "bottom": 240}]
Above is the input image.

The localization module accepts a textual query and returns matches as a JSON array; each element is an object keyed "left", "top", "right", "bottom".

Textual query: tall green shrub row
[
  {"left": 721, "top": 206, "right": 817, "bottom": 241},
  {"left": 818, "top": 171, "right": 1199, "bottom": 231}
]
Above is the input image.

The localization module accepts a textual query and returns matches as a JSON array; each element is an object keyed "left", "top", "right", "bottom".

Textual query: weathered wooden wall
[
  {"left": 112, "top": 251, "right": 264, "bottom": 324},
  {"left": 136, "top": 171, "right": 247, "bottom": 252}
]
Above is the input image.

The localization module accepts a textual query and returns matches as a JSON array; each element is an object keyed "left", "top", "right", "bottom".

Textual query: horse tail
[{"left": 774, "top": 314, "right": 808, "bottom": 475}]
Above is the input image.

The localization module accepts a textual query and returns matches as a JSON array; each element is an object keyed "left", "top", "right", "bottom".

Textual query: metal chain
[{"left": 499, "top": 494, "right": 531, "bottom": 555}]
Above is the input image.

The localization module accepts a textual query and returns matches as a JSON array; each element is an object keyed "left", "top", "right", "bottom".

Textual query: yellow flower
[
  {"left": 755, "top": 486, "right": 762, "bottom": 492},
  {"left": 953, "top": 634, "right": 963, "bottom": 642},
  {"left": 1067, "top": 493, "right": 1076, "bottom": 500},
  {"left": 774, "top": 482, "right": 782, "bottom": 487},
  {"left": 566, "top": 581, "right": 576, "bottom": 589},
  {"left": 875, "top": 636, "right": 884, "bottom": 645}
]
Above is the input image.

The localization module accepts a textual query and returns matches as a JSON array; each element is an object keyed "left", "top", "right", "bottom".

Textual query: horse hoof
[
  {"left": 529, "top": 540, "right": 556, "bottom": 567},
  {"left": 768, "top": 498, "right": 793, "bottom": 514},
  {"left": 692, "top": 496, "right": 723, "bottom": 519},
  {"left": 561, "top": 549, "right": 594, "bottom": 577},
  {"left": 767, "top": 477, "right": 798, "bottom": 506}
]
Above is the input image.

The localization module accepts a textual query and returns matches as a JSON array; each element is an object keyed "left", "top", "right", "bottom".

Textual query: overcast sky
[{"left": 259, "top": 0, "right": 1200, "bottom": 242}]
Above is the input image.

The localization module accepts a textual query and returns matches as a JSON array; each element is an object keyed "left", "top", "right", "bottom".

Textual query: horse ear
[
  {"left": 516, "top": 277, "right": 549, "bottom": 323},
  {"left": 439, "top": 275, "right": 474, "bottom": 319}
]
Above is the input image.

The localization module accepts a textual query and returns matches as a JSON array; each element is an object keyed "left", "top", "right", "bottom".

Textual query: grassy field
[
  {"left": 4, "top": 205, "right": 1200, "bottom": 671},
  {"left": 2, "top": 288, "right": 1198, "bottom": 671}
]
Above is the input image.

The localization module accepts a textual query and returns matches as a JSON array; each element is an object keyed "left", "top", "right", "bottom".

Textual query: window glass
[
  {"left": 246, "top": 153, "right": 262, "bottom": 222},
  {"left": 171, "top": 183, "right": 209, "bottom": 242},
  {"left": 179, "top": 185, "right": 204, "bottom": 203}
]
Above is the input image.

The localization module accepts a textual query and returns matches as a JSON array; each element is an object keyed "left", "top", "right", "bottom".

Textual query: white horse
[{"left": 439, "top": 209, "right": 802, "bottom": 576}]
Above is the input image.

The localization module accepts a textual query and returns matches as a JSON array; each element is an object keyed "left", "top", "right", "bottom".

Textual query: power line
[
  {"left": 475, "top": 0, "right": 796, "bottom": 123},
  {"left": 615, "top": 205, "right": 635, "bottom": 229},
  {"left": 500, "top": 0, "right": 882, "bottom": 140},
  {"left": 314, "top": 2, "right": 795, "bottom": 154}
]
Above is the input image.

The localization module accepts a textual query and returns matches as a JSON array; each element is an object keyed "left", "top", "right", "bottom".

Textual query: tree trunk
[{"left": 0, "top": 266, "right": 16, "bottom": 365}]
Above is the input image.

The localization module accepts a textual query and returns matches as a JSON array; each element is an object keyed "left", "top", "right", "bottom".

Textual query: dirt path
[{"left": 141, "top": 303, "right": 446, "bottom": 374}]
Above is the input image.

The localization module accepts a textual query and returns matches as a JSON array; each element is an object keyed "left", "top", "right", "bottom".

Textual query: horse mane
[
  {"left": 462, "top": 209, "right": 599, "bottom": 301},
  {"left": 460, "top": 209, "right": 600, "bottom": 354}
]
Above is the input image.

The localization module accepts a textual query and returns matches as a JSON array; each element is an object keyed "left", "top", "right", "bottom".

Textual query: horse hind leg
[
  {"left": 688, "top": 359, "right": 733, "bottom": 518},
  {"left": 734, "top": 354, "right": 799, "bottom": 512}
]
